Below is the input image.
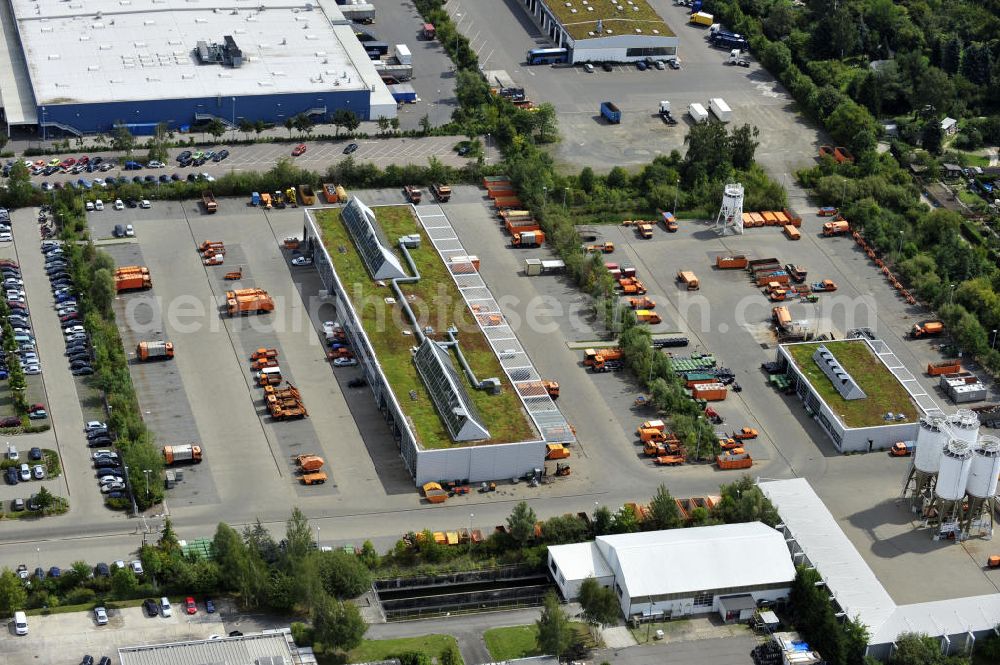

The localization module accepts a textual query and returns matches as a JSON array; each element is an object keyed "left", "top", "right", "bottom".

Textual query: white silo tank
[
  {"left": 966, "top": 436, "right": 1000, "bottom": 499},
  {"left": 936, "top": 439, "right": 974, "bottom": 501},
  {"left": 946, "top": 409, "right": 980, "bottom": 447},
  {"left": 914, "top": 415, "right": 948, "bottom": 474}
]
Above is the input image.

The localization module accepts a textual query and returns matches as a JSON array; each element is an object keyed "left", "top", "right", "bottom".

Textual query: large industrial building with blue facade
[{"left": 0, "top": 0, "right": 396, "bottom": 135}]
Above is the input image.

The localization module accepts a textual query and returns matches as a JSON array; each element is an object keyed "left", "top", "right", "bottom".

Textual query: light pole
[
  {"left": 542, "top": 186, "right": 548, "bottom": 205},
  {"left": 950, "top": 283, "right": 956, "bottom": 305},
  {"left": 142, "top": 468, "right": 152, "bottom": 499},
  {"left": 898, "top": 231, "right": 904, "bottom": 255},
  {"left": 316, "top": 525, "right": 321, "bottom": 548},
  {"left": 562, "top": 187, "right": 568, "bottom": 209},
  {"left": 673, "top": 177, "right": 680, "bottom": 215},
  {"left": 468, "top": 513, "right": 474, "bottom": 554},
  {"left": 485, "top": 133, "right": 490, "bottom": 162},
  {"left": 992, "top": 330, "right": 998, "bottom": 350}
]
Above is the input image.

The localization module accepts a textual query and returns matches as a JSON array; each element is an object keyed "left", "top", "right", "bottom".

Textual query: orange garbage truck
[
  {"left": 911, "top": 321, "right": 944, "bottom": 338},
  {"left": 114, "top": 271, "right": 152, "bottom": 292},
  {"left": 136, "top": 341, "right": 174, "bottom": 361},
  {"left": 512, "top": 230, "right": 545, "bottom": 247},
  {"left": 226, "top": 288, "right": 274, "bottom": 316},
  {"left": 163, "top": 444, "right": 202, "bottom": 465},
  {"left": 823, "top": 220, "right": 850, "bottom": 236}
]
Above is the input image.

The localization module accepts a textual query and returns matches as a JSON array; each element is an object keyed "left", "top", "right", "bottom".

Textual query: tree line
[{"left": 50, "top": 194, "right": 165, "bottom": 510}]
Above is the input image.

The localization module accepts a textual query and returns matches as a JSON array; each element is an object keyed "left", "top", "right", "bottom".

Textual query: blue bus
[{"left": 526, "top": 47, "right": 569, "bottom": 65}]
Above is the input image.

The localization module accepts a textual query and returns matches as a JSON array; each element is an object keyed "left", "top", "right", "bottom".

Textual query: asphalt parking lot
[
  {"left": 1, "top": 603, "right": 224, "bottom": 665},
  {"left": 21, "top": 135, "right": 469, "bottom": 191},
  {"left": 89, "top": 197, "right": 423, "bottom": 523},
  {"left": 446, "top": 0, "right": 819, "bottom": 177},
  {"left": 430, "top": 182, "right": 1000, "bottom": 605},
  {"left": 363, "top": 0, "right": 459, "bottom": 129}
]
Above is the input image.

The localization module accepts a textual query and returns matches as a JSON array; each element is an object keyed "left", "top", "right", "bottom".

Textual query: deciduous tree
[
  {"left": 508, "top": 501, "right": 537, "bottom": 545},
  {"left": 578, "top": 577, "right": 620, "bottom": 628},
  {"left": 312, "top": 595, "right": 367, "bottom": 651},
  {"left": 0, "top": 568, "right": 27, "bottom": 616},
  {"left": 647, "top": 484, "right": 682, "bottom": 530},
  {"left": 536, "top": 591, "right": 574, "bottom": 660}
]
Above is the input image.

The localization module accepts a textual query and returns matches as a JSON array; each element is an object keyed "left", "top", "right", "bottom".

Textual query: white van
[{"left": 14, "top": 610, "right": 28, "bottom": 635}]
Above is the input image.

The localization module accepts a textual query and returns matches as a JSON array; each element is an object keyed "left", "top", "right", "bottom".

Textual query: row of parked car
[
  {"left": 91, "top": 443, "right": 127, "bottom": 498},
  {"left": 7, "top": 148, "right": 234, "bottom": 180},
  {"left": 0, "top": 255, "right": 43, "bottom": 378},
  {"left": 41, "top": 173, "right": 210, "bottom": 191},
  {"left": 41, "top": 240, "right": 95, "bottom": 377},
  {"left": 0, "top": 206, "right": 11, "bottom": 243}
]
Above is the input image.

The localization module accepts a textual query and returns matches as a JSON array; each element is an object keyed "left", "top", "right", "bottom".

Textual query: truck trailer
[
  {"left": 689, "top": 103, "right": 709, "bottom": 123},
  {"left": 709, "top": 97, "right": 732, "bottom": 122}
]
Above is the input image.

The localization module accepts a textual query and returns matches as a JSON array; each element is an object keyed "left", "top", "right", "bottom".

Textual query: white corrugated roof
[
  {"left": 760, "top": 478, "right": 1000, "bottom": 647},
  {"left": 596, "top": 522, "right": 795, "bottom": 598},
  {"left": 759, "top": 478, "right": 897, "bottom": 631},
  {"left": 548, "top": 541, "right": 613, "bottom": 581},
  {"left": 11, "top": 0, "right": 384, "bottom": 106},
  {"left": 0, "top": 0, "right": 36, "bottom": 124},
  {"left": 119, "top": 631, "right": 295, "bottom": 665}
]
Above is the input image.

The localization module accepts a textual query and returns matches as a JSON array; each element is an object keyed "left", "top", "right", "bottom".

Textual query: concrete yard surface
[{"left": 1, "top": 605, "right": 223, "bottom": 665}]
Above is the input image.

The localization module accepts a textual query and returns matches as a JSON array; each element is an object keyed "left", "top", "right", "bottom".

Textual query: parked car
[
  {"left": 343, "top": 143, "right": 359, "bottom": 155},
  {"left": 185, "top": 597, "right": 197, "bottom": 614},
  {"left": 292, "top": 143, "right": 307, "bottom": 156},
  {"left": 143, "top": 598, "right": 159, "bottom": 617},
  {"left": 94, "top": 607, "right": 108, "bottom": 625}
]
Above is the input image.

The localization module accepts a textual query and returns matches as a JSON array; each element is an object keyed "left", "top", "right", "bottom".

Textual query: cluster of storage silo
[{"left": 904, "top": 410, "right": 1000, "bottom": 538}]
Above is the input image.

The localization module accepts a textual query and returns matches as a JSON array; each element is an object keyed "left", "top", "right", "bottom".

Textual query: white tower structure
[
  {"left": 931, "top": 438, "right": 975, "bottom": 531},
  {"left": 962, "top": 435, "right": 1000, "bottom": 537},
  {"left": 902, "top": 415, "right": 948, "bottom": 502},
  {"left": 947, "top": 409, "right": 980, "bottom": 447},
  {"left": 714, "top": 183, "right": 744, "bottom": 236}
]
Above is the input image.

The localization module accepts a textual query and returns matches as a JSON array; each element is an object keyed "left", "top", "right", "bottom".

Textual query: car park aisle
[
  {"left": 11, "top": 208, "right": 106, "bottom": 520},
  {"left": 123, "top": 205, "right": 296, "bottom": 522},
  {"left": 248, "top": 209, "right": 398, "bottom": 501}
]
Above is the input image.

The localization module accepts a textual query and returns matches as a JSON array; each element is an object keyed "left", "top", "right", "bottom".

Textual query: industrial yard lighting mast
[{"left": 142, "top": 468, "right": 152, "bottom": 499}]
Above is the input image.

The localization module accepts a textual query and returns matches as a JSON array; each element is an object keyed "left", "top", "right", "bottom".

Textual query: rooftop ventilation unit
[{"left": 195, "top": 35, "right": 243, "bottom": 67}]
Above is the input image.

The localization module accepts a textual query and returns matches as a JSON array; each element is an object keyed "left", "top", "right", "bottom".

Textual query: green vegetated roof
[
  {"left": 315, "top": 206, "right": 538, "bottom": 449},
  {"left": 543, "top": 0, "right": 674, "bottom": 41},
  {"left": 786, "top": 340, "right": 918, "bottom": 428}
]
